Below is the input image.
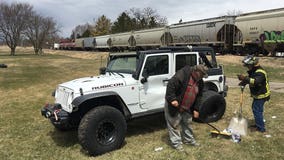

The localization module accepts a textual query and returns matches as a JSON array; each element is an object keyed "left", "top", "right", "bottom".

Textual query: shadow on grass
[
  {"left": 48, "top": 113, "right": 167, "bottom": 150},
  {"left": 126, "top": 112, "right": 172, "bottom": 148},
  {"left": 126, "top": 112, "right": 167, "bottom": 136},
  {"left": 49, "top": 129, "right": 78, "bottom": 147}
]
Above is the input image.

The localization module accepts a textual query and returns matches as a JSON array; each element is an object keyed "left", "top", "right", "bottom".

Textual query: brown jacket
[{"left": 165, "top": 65, "right": 204, "bottom": 116}]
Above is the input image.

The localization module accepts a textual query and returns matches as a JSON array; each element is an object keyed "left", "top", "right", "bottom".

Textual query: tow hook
[{"left": 53, "top": 110, "right": 60, "bottom": 121}]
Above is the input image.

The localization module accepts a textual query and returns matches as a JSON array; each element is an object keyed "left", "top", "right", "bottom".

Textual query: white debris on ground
[{"left": 154, "top": 147, "right": 163, "bottom": 152}]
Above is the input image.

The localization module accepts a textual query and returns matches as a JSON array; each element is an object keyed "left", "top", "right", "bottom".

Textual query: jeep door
[{"left": 139, "top": 53, "right": 172, "bottom": 110}]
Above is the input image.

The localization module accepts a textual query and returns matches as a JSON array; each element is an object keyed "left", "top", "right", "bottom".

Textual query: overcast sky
[{"left": 3, "top": 0, "right": 284, "bottom": 37}]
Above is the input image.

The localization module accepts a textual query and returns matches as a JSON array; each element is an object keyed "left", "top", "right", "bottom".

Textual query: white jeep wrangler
[{"left": 41, "top": 46, "right": 227, "bottom": 155}]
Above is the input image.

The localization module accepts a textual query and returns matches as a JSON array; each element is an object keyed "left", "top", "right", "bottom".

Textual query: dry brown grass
[
  {"left": 0, "top": 46, "right": 109, "bottom": 60},
  {"left": 1, "top": 46, "right": 282, "bottom": 68},
  {"left": 217, "top": 55, "right": 284, "bottom": 68},
  {"left": 45, "top": 49, "right": 109, "bottom": 60},
  {"left": 0, "top": 46, "right": 283, "bottom": 160}
]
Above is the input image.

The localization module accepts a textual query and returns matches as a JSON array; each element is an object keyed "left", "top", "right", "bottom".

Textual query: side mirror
[
  {"left": 141, "top": 77, "right": 147, "bottom": 84},
  {"left": 99, "top": 67, "right": 106, "bottom": 75},
  {"left": 141, "top": 69, "right": 149, "bottom": 84}
]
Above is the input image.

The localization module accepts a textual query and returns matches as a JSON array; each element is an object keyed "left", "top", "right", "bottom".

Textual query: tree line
[
  {"left": 71, "top": 7, "right": 168, "bottom": 39},
  {"left": 0, "top": 2, "right": 167, "bottom": 55}
]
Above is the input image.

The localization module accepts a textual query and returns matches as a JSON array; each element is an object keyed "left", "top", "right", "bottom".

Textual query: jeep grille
[{"left": 55, "top": 87, "right": 73, "bottom": 112}]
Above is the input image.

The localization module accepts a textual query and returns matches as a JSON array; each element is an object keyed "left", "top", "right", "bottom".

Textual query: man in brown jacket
[{"left": 164, "top": 64, "right": 208, "bottom": 151}]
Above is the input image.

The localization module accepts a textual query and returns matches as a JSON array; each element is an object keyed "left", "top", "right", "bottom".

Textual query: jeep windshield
[{"left": 106, "top": 53, "right": 138, "bottom": 74}]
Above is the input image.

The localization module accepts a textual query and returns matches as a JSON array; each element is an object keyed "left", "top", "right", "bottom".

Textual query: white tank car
[
  {"left": 94, "top": 35, "right": 111, "bottom": 50},
  {"left": 234, "top": 8, "right": 284, "bottom": 56},
  {"left": 132, "top": 27, "right": 170, "bottom": 49},
  {"left": 169, "top": 16, "right": 236, "bottom": 53},
  {"left": 110, "top": 31, "right": 133, "bottom": 51},
  {"left": 83, "top": 37, "right": 95, "bottom": 50},
  {"left": 75, "top": 38, "right": 84, "bottom": 50}
]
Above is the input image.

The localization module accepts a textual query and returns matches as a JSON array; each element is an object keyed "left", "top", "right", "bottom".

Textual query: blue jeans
[{"left": 252, "top": 99, "right": 266, "bottom": 132}]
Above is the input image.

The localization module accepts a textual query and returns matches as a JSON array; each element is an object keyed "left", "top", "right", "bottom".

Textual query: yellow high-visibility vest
[{"left": 249, "top": 69, "right": 270, "bottom": 99}]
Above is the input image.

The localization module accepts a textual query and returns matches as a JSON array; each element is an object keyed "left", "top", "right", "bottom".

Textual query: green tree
[
  {"left": 93, "top": 15, "right": 111, "bottom": 36},
  {"left": 111, "top": 12, "right": 133, "bottom": 33},
  {"left": 81, "top": 29, "right": 92, "bottom": 37}
]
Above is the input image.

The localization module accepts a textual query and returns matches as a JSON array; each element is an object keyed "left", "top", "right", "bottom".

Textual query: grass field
[
  {"left": 216, "top": 55, "right": 284, "bottom": 82},
  {"left": 0, "top": 47, "right": 283, "bottom": 160}
]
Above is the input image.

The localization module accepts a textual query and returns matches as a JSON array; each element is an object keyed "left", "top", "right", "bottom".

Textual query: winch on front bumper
[{"left": 41, "top": 103, "right": 70, "bottom": 125}]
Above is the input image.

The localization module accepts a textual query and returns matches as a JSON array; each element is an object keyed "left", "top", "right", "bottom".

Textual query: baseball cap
[{"left": 195, "top": 64, "right": 208, "bottom": 78}]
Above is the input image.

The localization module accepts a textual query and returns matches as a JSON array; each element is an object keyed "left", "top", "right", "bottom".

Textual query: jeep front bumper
[{"left": 41, "top": 103, "right": 70, "bottom": 124}]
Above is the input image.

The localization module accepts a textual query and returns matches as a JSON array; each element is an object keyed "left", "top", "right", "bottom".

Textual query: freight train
[{"left": 55, "top": 8, "right": 284, "bottom": 56}]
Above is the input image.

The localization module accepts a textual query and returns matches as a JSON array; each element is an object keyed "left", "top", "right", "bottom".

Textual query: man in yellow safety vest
[{"left": 238, "top": 55, "right": 270, "bottom": 133}]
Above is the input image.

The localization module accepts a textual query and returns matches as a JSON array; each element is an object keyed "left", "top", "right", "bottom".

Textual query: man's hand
[
  {"left": 171, "top": 100, "right": 179, "bottom": 107},
  {"left": 193, "top": 110, "right": 199, "bottom": 118},
  {"left": 238, "top": 81, "right": 247, "bottom": 86},
  {"left": 237, "top": 74, "right": 246, "bottom": 81}
]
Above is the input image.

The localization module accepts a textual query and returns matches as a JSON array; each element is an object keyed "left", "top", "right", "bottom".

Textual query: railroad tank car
[
  {"left": 75, "top": 38, "right": 84, "bottom": 50},
  {"left": 169, "top": 16, "right": 237, "bottom": 53},
  {"left": 94, "top": 35, "right": 111, "bottom": 51},
  {"left": 59, "top": 39, "right": 75, "bottom": 50},
  {"left": 132, "top": 27, "right": 171, "bottom": 50},
  {"left": 234, "top": 8, "right": 284, "bottom": 56},
  {"left": 110, "top": 32, "right": 133, "bottom": 51},
  {"left": 83, "top": 37, "right": 95, "bottom": 50}
]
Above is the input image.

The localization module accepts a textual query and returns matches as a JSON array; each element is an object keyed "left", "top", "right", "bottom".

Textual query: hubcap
[{"left": 97, "top": 121, "right": 116, "bottom": 145}]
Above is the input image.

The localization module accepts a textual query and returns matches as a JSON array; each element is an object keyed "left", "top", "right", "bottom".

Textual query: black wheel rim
[{"left": 96, "top": 120, "right": 116, "bottom": 145}]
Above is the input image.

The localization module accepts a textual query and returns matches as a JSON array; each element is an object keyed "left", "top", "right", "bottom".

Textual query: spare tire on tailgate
[{"left": 193, "top": 90, "right": 226, "bottom": 123}]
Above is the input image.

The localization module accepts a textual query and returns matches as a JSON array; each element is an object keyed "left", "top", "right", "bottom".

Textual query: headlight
[{"left": 67, "top": 92, "right": 74, "bottom": 110}]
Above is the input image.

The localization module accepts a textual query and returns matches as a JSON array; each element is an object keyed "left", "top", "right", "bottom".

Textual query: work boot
[
  {"left": 250, "top": 127, "right": 266, "bottom": 133},
  {"left": 184, "top": 141, "right": 200, "bottom": 147},
  {"left": 175, "top": 145, "right": 184, "bottom": 152},
  {"left": 249, "top": 124, "right": 257, "bottom": 128},
  {"left": 191, "top": 142, "right": 200, "bottom": 147}
]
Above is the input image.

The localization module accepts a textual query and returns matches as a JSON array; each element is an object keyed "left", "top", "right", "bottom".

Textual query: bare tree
[
  {"left": 128, "top": 7, "right": 168, "bottom": 29},
  {"left": 0, "top": 2, "right": 33, "bottom": 55},
  {"left": 71, "top": 23, "right": 91, "bottom": 38},
  {"left": 25, "top": 12, "right": 59, "bottom": 55},
  {"left": 226, "top": 9, "right": 243, "bottom": 16}
]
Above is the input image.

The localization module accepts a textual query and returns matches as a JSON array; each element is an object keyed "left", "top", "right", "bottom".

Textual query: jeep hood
[{"left": 58, "top": 74, "right": 135, "bottom": 93}]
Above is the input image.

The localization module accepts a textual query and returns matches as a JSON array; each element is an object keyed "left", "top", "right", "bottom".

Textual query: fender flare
[
  {"left": 72, "top": 91, "right": 117, "bottom": 106},
  {"left": 72, "top": 91, "right": 131, "bottom": 118}
]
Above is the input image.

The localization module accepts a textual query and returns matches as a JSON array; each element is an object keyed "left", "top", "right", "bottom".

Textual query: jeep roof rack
[{"left": 159, "top": 46, "right": 215, "bottom": 53}]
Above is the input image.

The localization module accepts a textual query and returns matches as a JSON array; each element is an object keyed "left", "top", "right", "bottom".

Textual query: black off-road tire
[
  {"left": 194, "top": 90, "right": 226, "bottom": 123},
  {"left": 78, "top": 106, "right": 127, "bottom": 156}
]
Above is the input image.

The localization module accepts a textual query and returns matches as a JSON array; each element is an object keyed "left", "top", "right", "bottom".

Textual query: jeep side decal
[{"left": 92, "top": 83, "right": 124, "bottom": 90}]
